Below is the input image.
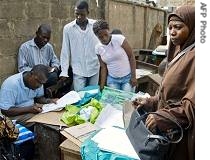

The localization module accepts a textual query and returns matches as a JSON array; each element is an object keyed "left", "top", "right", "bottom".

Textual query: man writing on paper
[{"left": 0, "top": 64, "right": 57, "bottom": 129}]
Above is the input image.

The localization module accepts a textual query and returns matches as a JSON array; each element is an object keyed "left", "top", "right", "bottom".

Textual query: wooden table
[{"left": 134, "top": 48, "right": 166, "bottom": 66}]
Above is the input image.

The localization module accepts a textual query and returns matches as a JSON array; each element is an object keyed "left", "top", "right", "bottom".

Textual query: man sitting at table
[
  {"left": 17, "top": 24, "right": 62, "bottom": 97},
  {"left": 0, "top": 64, "right": 57, "bottom": 129}
]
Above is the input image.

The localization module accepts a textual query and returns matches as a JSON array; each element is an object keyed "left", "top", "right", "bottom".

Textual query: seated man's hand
[
  {"left": 32, "top": 103, "right": 43, "bottom": 113},
  {"left": 49, "top": 67, "right": 55, "bottom": 73},
  {"left": 47, "top": 98, "right": 58, "bottom": 104},
  {"left": 42, "top": 98, "right": 58, "bottom": 104},
  {"left": 59, "top": 76, "right": 68, "bottom": 81},
  {"left": 54, "top": 67, "right": 59, "bottom": 73}
]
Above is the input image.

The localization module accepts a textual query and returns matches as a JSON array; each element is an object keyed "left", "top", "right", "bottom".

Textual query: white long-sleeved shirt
[
  {"left": 18, "top": 39, "right": 60, "bottom": 72},
  {"left": 60, "top": 19, "right": 100, "bottom": 77}
]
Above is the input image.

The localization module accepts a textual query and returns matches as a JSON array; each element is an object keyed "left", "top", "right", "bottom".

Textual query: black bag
[{"left": 126, "top": 108, "right": 183, "bottom": 160}]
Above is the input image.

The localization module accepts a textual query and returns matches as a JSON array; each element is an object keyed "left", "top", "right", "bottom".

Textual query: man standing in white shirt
[{"left": 59, "top": 0, "right": 100, "bottom": 91}]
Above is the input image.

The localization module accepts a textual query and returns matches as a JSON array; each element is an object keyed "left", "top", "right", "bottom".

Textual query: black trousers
[{"left": 44, "top": 66, "right": 73, "bottom": 98}]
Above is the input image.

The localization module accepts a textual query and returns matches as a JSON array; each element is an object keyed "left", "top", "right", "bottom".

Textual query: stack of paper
[
  {"left": 91, "top": 126, "right": 139, "bottom": 159},
  {"left": 42, "top": 91, "right": 81, "bottom": 113},
  {"left": 136, "top": 69, "right": 153, "bottom": 79},
  {"left": 94, "top": 104, "right": 124, "bottom": 129}
]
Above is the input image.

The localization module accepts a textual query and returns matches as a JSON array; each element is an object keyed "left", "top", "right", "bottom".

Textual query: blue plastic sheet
[{"left": 74, "top": 85, "right": 101, "bottom": 107}]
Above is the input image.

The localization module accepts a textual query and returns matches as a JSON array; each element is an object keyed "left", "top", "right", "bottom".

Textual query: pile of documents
[
  {"left": 41, "top": 91, "right": 81, "bottom": 113},
  {"left": 91, "top": 126, "right": 139, "bottom": 159}
]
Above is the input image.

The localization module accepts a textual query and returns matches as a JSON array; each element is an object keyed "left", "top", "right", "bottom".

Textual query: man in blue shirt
[
  {"left": 18, "top": 24, "right": 61, "bottom": 96},
  {"left": 0, "top": 64, "right": 57, "bottom": 128}
]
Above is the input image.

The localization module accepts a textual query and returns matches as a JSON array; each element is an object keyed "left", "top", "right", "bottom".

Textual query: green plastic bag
[
  {"left": 61, "top": 99, "right": 103, "bottom": 126},
  {"left": 61, "top": 105, "right": 80, "bottom": 126}
]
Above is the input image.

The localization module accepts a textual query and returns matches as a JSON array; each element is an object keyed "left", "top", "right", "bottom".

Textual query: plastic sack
[
  {"left": 14, "top": 124, "right": 35, "bottom": 145},
  {"left": 61, "top": 98, "right": 103, "bottom": 126},
  {"left": 75, "top": 85, "right": 101, "bottom": 106}
]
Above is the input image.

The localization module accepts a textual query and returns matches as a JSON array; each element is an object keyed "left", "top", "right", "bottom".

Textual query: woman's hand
[
  {"left": 132, "top": 96, "right": 158, "bottom": 112},
  {"left": 130, "top": 77, "right": 137, "bottom": 87},
  {"left": 100, "top": 85, "right": 104, "bottom": 92},
  {"left": 132, "top": 97, "right": 153, "bottom": 109},
  {"left": 132, "top": 97, "right": 148, "bottom": 109},
  {"left": 145, "top": 114, "right": 157, "bottom": 133}
]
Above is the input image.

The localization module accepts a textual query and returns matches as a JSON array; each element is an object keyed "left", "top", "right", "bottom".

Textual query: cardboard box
[
  {"left": 60, "top": 122, "right": 98, "bottom": 147},
  {"left": 59, "top": 123, "right": 98, "bottom": 160},
  {"left": 27, "top": 109, "right": 97, "bottom": 160},
  {"left": 60, "top": 139, "right": 81, "bottom": 160}
]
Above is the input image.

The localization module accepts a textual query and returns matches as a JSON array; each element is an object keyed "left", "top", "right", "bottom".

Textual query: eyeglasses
[{"left": 33, "top": 76, "right": 46, "bottom": 85}]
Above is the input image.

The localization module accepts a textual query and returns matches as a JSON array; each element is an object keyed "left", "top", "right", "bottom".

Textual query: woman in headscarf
[{"left": 132, "top": 5, "right": 195, "bottom": 160}]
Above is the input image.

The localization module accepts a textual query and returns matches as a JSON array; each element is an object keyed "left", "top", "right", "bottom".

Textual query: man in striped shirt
[{"left": 18, "top": 24, "right": 60, "bottom": 95}]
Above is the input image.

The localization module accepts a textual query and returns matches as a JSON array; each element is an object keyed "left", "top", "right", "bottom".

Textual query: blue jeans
[
  {"left": 73, "top": 73, "right": 99, "bottom": 91},
  {"left": 107, "top": 74, "right": 135, "bottom": 92}
]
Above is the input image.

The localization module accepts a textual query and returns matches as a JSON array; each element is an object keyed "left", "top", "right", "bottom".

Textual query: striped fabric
[{"left": 13, "top": 124, "right": 35, "bottom": 145}]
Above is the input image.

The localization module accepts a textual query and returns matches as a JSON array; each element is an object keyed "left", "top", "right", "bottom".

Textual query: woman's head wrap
[{"left": 167, "top": 5, "right": 195, "bottom": 61}]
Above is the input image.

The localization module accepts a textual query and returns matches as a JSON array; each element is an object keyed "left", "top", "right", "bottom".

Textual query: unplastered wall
[
  {"left": 0, "top": 0, "right": 166, "bottom": 85},
  {"left": 105, "top": 0, "right": 166, "bottom": 49},
  {"left": 0, "top": 0, "right": 98, "bottom": 84}
]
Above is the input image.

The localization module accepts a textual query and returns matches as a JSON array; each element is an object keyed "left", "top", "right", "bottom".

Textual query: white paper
[
  {"left": 91, "top": 127, "right": 139, "bottom": 159},
  {"left": 94, "top": 104, "right": 124, "bottom": 129},
  {"left": 41, "top": 91, "right": 81, "bottom": 113},
  {"left": 131, "top": 92, "right": 150, "bottom": 101},
  {"left": 136, "top": 69, "right": 153, "bottom": 79}
]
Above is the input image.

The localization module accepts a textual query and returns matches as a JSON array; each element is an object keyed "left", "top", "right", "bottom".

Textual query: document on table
[
  {"left": 41, "top": 91, "right": 81, "bottom": 113},
  {"left": 91, "top": 126, "right": 139, "bottom": 159},
  {"left": 94, "top": 104, "right": 124, "bottom": 129}
]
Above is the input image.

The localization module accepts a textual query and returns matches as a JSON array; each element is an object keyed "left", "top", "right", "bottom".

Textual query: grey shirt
[{"left": 18, "top": 39, "right": 60, "bottom": 72}]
